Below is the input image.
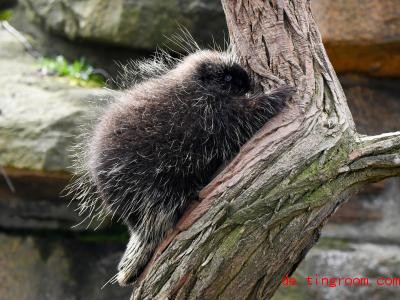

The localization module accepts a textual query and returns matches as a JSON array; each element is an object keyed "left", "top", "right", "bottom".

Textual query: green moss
[
  {"left": 216, "top": 226, "right": 244, "bottom": 256},
  {"left": 288, "top": 137, "right": 355, "bottom": 206},
  {"left": 294, "top": 142, "right": 350, "bottom": 183},
  {"left": 39, "top": 56, "right": 105, "bottom": 87}
]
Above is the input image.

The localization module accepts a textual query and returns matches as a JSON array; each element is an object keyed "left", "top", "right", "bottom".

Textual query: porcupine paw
[{"left": 117, "top": 233, "right": 154, "bottom": 286}]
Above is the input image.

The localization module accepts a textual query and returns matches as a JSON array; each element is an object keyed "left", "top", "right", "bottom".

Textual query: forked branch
[{"left": 131, "top": 1, "right": 399, "bottom": 299}]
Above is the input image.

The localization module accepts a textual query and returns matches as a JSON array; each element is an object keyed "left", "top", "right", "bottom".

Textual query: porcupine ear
[{"left": 196, "top": 61, "right": 219, "bottom": 84}]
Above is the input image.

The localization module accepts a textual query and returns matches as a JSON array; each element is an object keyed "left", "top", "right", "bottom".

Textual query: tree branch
[
  {"left": 130, "top": 1, "right": 399, "bottom": 299},
  {"left": 338, "top": 131, "right": 400, "bottom": 178},
  {"left": 350, "top": 131, "right": 400, "bottom": 164}
]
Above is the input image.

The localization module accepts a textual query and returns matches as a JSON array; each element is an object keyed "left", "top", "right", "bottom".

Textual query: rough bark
[{"left": 131, "top": 1, "right": 400, "bottom": 299}]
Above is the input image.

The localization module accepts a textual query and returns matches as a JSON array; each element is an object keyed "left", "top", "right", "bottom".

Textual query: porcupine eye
[{"left": 224, "top": 74, "right": 233, "bottom": 82}]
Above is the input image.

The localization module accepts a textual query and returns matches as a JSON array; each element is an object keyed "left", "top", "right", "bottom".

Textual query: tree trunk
[{"left": 131, "top": 1, "right": 400, "bottom": 299}]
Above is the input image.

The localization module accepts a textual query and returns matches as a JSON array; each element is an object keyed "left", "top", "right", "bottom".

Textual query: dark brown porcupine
[{"left": 70, "top": 48, "right": 294, "bottom": 286}]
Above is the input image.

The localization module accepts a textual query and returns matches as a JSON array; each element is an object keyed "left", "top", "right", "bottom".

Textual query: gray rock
[
  {"left": 0, "top": 27, "right": 130, "bottom": 300},
  {"left": 0, "top": 25, "right": 105, "bottom": 172},
  {"left": 311, "top": 0, "right": 400, "bottom": 76},
  {"left": 323, "top": 178, "right": 400, "bottom": 245},
  {"left": 0, "top": 24, "right": 105, "bottom": 230},
  {"left": 18, "top": 0, "right": 227, "bottom": 50},
  {"left": 342, "top": 75, "right": 400, "bottom": 136},
  {"left": 0, "top": 169, "right": 79, "bottom": 230},
  {"left": 274, "top": 240, "right": 400, "bottom": 300},
  {"left": 0, "top": 233, "right": 130, "bottom": 300}
]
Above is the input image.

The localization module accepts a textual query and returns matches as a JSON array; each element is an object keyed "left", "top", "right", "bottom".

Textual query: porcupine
[{"left": 70, "top": 45, "right": 295, "bottom": 286}]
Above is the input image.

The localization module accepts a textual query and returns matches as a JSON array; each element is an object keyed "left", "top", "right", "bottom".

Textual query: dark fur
[{"left": 74, "top": 50, "right": 294, "bottom": 285}]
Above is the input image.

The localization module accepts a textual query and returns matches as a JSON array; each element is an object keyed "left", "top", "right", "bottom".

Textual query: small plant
[
  {"left": 0, "top": 10, "right": 13, "bottom": 21},
  {"left": 39, "top": 56, "right": 106, "bottom": 87}
]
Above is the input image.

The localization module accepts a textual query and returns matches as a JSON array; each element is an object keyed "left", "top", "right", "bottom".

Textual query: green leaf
[{"left": 38, "top": 55, "right": 106, "bottom": 87}]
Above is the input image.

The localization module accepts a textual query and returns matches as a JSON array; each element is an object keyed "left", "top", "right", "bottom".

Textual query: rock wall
[
  {"left": 18, "top": 0, "right": 226, "bottom": 50},
  {"left": 312, "top": 0, "right": 400, "bottom": 76},
  {"left": 1, "top": 1, "right": 399, "bottom": 299},
  {"left": 12, "top": 0, "right": 400, "bottom": 77},
  {"left": 0, "top": 25, "right": 131, "bottom": 299}
]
